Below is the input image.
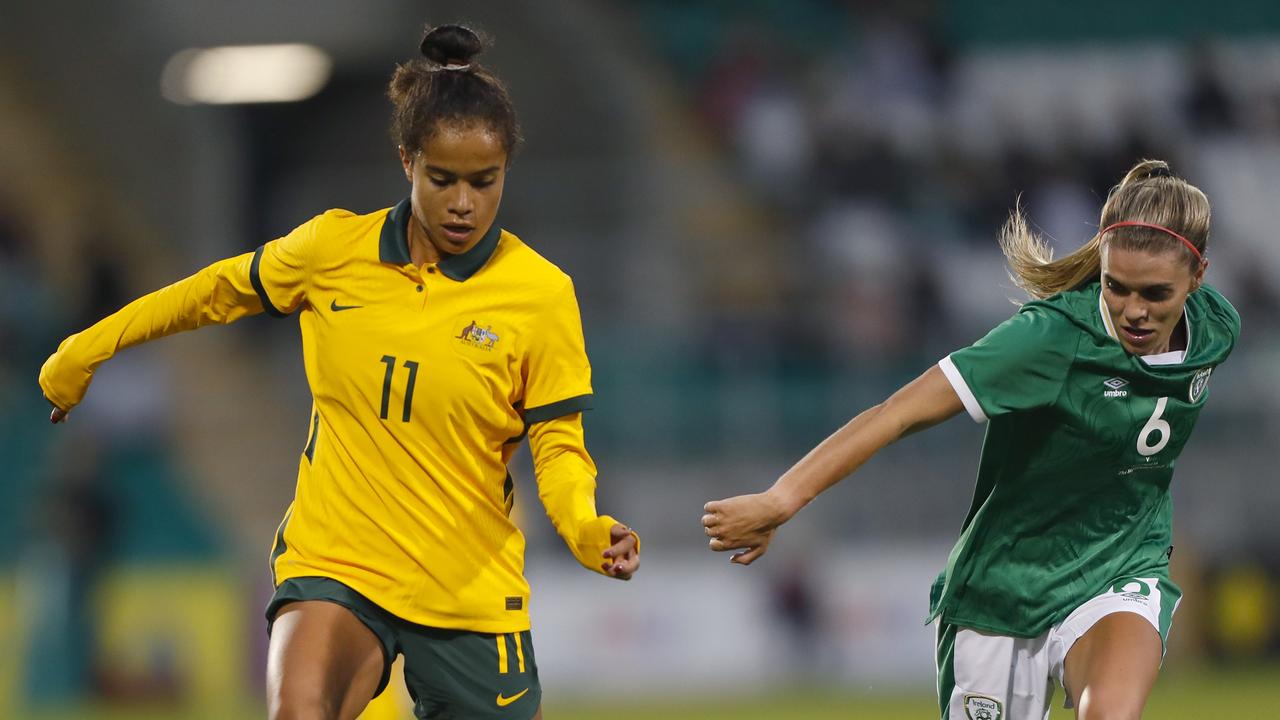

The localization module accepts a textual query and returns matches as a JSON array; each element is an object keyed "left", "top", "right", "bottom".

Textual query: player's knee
[
  {"left": 1076, "top": 689, "right": 1144, "bottom": 720},
  {"left": 269, "top": 684, "right": 343, "bottom": 720}
]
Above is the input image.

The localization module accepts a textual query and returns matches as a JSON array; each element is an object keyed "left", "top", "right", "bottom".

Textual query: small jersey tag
[{"left": 505, "top": 596, "right": 523, "bottom": 610}]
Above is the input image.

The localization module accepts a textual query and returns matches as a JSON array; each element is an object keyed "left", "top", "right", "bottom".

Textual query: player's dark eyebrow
[
  {"left": 423, "top": 164, "right": 502, "bottom": 178},
  {"left": 1102, "top": 273, "right": 1173, "bottom": 292}
]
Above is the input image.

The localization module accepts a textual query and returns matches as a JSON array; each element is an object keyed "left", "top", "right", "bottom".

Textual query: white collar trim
[
  {"left": 1098, "top": 290, "right": 1119, "bottom": 340},
  {"left": 1141, "top": 350, "right": 1185, "bottom": 365}
]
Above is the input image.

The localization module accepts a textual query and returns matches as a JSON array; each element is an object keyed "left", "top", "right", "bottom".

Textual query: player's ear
[
  {"left": 398, "top": 145, "right": 414, "bottom": 183},
  {"left": 1190, "top": 258, "right": 1208, "bottom": 292}
]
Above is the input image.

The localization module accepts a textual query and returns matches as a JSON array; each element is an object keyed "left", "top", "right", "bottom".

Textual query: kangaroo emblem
[{"left": 457, "top": 321, "right": 500, "bottom": 350}]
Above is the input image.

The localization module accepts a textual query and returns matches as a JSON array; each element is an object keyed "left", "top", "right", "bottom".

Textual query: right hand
[
  {"left": 40, "top": 333, "right": 94, "bottom": 424},
  {"left": 701, "top": 490, "right": 792, "bottom": 566},
  {"left": 48, "top": 399, "right": 68, "bottom": 424}
]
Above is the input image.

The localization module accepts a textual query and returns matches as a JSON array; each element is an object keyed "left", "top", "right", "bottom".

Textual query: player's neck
[
  {"left": 1148, "top": 314, "right": 1189, "bottom": 356},
  {"left": 1168, "top": 313, "right": 1188, "bottom": 352},
  {"left": 407, "top": 217, "right": 443, "bottom": 266}
]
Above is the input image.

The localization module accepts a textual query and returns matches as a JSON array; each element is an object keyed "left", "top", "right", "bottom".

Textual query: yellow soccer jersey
[{"left": 40, "top": 198, "right": 625, "bottom": 632}]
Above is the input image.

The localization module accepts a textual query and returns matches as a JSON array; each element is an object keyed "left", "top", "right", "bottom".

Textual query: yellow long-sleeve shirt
[{"left": 40, "top": 200, "right": 627, "bottom": 631}]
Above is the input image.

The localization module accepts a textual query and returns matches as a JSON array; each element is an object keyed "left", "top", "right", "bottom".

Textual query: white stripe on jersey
[{"left": 939, "top": 355, "right": 988, "bottom": 424}]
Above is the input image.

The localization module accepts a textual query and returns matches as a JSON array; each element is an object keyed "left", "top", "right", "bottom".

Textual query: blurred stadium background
[{"left": 2, "top": 1, "right": 1279, "bottom": 717}]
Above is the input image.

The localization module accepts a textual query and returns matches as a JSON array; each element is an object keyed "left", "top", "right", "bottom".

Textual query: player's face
[
  {"left": 1100, "top": 244, "right": 1205, "bottom": 356},
  {"left": 399, "top": 122, "right": 508, "bottom": 260}
]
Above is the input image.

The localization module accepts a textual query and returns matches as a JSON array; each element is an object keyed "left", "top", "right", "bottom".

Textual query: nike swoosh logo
[
  {"left": 330, "top": 299, "right": 363, "bottom": 312},
  {"left": 495, "top": 688, "right": 529, "bottom": 707}
]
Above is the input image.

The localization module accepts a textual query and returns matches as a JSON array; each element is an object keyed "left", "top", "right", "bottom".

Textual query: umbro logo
[{"left": 1103, "top": 377, "right": 1129, "bottom": 398}]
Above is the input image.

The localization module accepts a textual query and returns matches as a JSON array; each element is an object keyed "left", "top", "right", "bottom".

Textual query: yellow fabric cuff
[
  {"left": 571, "top": 514, "right": 640, "bottom": 575},
  {"left": 39, "top": 334, "right": 88, "bottom": 412}
]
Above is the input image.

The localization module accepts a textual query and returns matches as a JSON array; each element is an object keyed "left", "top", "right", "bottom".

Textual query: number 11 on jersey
[{"left": 380, "top": 355, "right": 419, "bottom": 422}]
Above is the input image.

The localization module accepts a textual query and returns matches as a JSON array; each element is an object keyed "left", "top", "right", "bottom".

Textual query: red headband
[{"left": 1100, "top": 221, "right": 1203, "bottom": 263}]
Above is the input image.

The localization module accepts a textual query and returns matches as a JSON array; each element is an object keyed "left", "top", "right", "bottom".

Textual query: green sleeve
[{"left": 939, "top": 307, "right": 1077, "bottom": 422}]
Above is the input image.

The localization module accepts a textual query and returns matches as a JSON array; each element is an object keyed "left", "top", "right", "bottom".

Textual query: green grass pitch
[
  {"left": 547, "top": 664, "right": 1280, "bottom": 719},
  {"left": 14, "top": 663, "right": 1278, "bottom": 719}
]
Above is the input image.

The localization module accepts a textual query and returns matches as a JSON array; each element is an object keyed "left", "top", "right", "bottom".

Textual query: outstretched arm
[
  {"left": 702, "top": 364, "right": 964, "bottom": 565},
  {"left": 41, "top": 251, "right": 271, "bottom": 420},
  {"left": 529, "top": 412, "right": 639, "bottom": 580},
  {"left": 42, "top": 216, "right": 318, "bottom": 422}
]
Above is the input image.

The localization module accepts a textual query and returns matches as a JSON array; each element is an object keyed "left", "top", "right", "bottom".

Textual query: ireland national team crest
[
  {"left": 1111, "top": 578, "right": 1152, "bottom": 599},
  {"left": 1189, "top": 367, "right": 1212, "bottom": 403},
  {"left": 963, "top": 694, "right": 1003, "bottom": 720}
]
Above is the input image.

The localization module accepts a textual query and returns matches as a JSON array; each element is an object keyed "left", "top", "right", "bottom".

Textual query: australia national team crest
[
  {"left": 456, "top": 320, "right": 500, "bottom": 350},
  {"left": 963, "top": 694, "right": 1003, "bottom": 720},
  {"left": 1188, "top": 367, "right": 1212, "bottom": 403}
]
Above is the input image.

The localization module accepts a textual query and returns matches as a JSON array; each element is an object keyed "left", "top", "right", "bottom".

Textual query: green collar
[{"left": 378, "top": 197, "right": 501, "bottom": 281}]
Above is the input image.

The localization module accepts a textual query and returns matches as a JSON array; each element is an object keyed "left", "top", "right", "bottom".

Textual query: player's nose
[
  {"left": 448, "top": 187, "right": 473, "bottom": 215},
  {"left": 1124, "top": 301, "right": 1149, "bottom": 324}
]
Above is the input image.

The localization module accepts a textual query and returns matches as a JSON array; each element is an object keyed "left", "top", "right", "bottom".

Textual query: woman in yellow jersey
[{"left": 40, "top": 24, "right": 639, "bottom": 720}]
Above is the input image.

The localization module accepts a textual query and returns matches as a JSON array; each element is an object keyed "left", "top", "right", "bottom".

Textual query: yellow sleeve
[
  {"left": 39, "top": 251, "right": 265, "bottom": 411},
  {"left": 251, "top": 215, "right": 320, "bottom": 317},
  {"left": 39, "top": 216, "right": 323, "bottom": 411},
  {"left": 529, "top": 413, "right": 633, "bottom": 575},
  {"left": 521, "top": 277, "right": 593, "bottom": 422}
]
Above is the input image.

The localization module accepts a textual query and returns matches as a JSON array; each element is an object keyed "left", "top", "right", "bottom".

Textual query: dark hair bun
[{"left": 420, "top": 25, "right": 485, "bottom": 66}]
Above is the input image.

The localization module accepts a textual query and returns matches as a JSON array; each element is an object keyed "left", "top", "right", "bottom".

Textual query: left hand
[{"left": 601, "top": 522, "right": 639, "bottom": 580}]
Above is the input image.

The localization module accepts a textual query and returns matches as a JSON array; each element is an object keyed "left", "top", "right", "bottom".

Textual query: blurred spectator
[
  {"left": 770, "top": 556, "right": 822, "bottom": 681},
  {"left": 1184, "top": 41, "right": 1238, "bottom": 135},
  {"left": 0, "top": 199, "right": 60, "bottom": 380},
  {"left": 734, "top": 70, "right": 814, "bottom": 211},
  {"left": 18, "top": 436, "right": 113, "bottom": 706}
]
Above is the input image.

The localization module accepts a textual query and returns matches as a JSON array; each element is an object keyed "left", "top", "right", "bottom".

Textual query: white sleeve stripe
[{"left": 938, "top": 355, "right": 988, "bottom": 424}]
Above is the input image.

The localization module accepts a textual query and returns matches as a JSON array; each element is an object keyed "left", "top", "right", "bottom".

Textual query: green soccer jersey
[{"left": 929, "top": 281, "right": 1240, "bottom": 637}]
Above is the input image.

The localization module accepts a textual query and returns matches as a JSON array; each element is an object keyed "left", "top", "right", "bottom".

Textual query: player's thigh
[
  {"left": 267, "top": 600, "right": 388, "bottom": 720},
  {"left": 401, "top": 627, "right": 542, "bottom": 720},
  {"left": 1063, "top": 611, "right": 1161, "bottom": 720}
]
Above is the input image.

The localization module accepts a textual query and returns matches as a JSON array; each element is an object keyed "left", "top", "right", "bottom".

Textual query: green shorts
[{"left": 266, "top": 576, "right": 541, "bottom": 720}]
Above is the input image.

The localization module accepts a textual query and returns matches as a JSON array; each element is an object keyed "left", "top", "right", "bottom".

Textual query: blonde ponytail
[
  {"left": 999, "top": 201, "right": 1103, "bottom": 300},
  {"left": 999, "top": 159, "right": 1209, "bottom": 300}
]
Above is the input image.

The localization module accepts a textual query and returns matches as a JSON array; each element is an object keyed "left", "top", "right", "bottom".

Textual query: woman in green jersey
[
  {"left": 703, "top": 159, "right": 1238, "bottom": 720},
  {"left": 41, "top": 25, "right": 639, "bottom": 720}
]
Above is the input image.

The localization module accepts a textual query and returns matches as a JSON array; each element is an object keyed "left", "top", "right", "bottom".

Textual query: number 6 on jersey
[{"left": 1137, "top": 397, "right": 1170, "bottom": 456}]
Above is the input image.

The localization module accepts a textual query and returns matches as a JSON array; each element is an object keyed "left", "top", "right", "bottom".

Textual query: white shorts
[{"left": 935, "top": 577, "right": 1179, "bottom": 720}]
